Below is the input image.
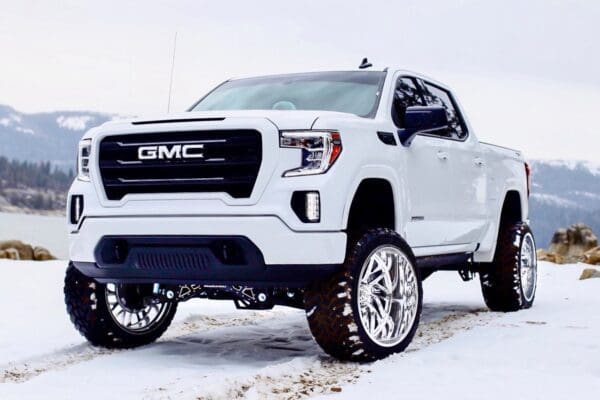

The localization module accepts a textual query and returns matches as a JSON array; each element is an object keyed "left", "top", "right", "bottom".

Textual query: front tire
[
  {"left": 480, "top": 222, "right": 537, "bottom": 311},
  {"left": 64, "top": 264, "right": 177, "bottom": 348},
  {"left": 304, "top": 228, "right": 422, "bottom": 362}
]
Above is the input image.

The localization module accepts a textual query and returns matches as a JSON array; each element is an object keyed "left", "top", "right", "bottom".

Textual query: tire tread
[{"left": 480, "top": 222, "right": 535, "bottom": 311}]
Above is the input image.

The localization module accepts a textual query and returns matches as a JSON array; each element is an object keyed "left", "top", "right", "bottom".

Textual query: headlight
[
  {"left": 279, "top": 131, "right": 342, "bottom": 177},
  {"left": 77, "top": 139, "right": 92, "bottom": 181}
]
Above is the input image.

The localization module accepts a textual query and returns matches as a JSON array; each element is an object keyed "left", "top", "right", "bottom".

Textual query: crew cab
[{"left": 64, "top": 68, "right": 537, "bottom": 361}]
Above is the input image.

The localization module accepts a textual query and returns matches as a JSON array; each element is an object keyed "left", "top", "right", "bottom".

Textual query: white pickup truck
[{"left": 65, "top": 68, "right": 537, "bottom": 361}]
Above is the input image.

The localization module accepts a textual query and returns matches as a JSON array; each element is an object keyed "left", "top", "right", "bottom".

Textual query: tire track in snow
[
  {"left": 409, "top": 307, "right": 492, "bottom": 350},
  {"left": 0, "top": 311, "right": 283, "bottom": 384},
  {"left": 0, "top": 345, "right": 113, "bottom": 384},
  {"left": 194, "top": 359, "right": 360, "bottom": 400},
  {"left": 144, "top": 307, "right": 496, "bottom": 400}
]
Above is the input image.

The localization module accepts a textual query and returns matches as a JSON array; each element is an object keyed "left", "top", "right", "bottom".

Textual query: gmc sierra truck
[{"left": 65, "top": 69, "right": 537, "bottom": 361}]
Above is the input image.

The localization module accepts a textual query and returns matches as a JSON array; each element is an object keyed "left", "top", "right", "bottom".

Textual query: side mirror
[{"left": 398, "top": 106, "right": 448, "bottom": 147}]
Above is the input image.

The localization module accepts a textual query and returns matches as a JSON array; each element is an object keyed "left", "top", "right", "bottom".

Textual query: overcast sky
[{"left": 1, "top": 0, "right": 599, "bottom": 161}]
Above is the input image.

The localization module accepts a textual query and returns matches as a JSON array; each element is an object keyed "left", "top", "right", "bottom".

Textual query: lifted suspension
[{"left": 149, "top": 283, "right": 305, "bottom": 310}]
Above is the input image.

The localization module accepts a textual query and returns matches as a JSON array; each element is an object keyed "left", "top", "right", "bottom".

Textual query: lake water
[{"left": 0, "top": 212, "right": 68, "bottom": 259}]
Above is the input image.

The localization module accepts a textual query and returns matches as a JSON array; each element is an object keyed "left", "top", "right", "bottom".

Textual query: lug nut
[
  {"left": 166, "top": 290, "right": 175, "bottom": 300},
  {"left": 257, "top": 293, "right": 267, "bottom": 302}
]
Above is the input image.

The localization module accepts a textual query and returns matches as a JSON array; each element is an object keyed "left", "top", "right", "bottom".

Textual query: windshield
[{"left": 190, "top": 71, "right": 386, "bottom": 118}]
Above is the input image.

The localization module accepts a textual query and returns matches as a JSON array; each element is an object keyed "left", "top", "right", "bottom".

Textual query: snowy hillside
[
  {"left": 0, "top": 104, "right": 113, "bottom": 169},
  {"left": 0, "top": 260, "right": 597, "bottom": 399},
  {"left": 529, "top": 160, "right": 600, "bottom": 247},
  {"left": 533, "top": 159, "right": 600, "bottom": 176}
]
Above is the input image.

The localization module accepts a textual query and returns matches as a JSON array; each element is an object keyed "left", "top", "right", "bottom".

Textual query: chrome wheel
[
  {"left": 357, "top": 245, "right": 419, "bottom": 347},
  {"left": 105, "top": 284, "right": 172, "bottom": 334},
  {"left": 520, "top": 232, "right": 537, "bottom": 302}
]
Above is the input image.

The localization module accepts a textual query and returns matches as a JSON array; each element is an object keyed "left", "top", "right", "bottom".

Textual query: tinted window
[
  {"left": 392, "top": 77, "right": 425, "bottom": 127},
  {"left": 191, "top": 71, "right": 386, "bottom": 118},
  {"left": 422, "top": 82, "right": 467, "bottom": 139}
]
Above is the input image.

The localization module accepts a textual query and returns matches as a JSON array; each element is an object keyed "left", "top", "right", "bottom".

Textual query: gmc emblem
[{"left": 137, "top": 144, "right": 204, "bottom": 160}]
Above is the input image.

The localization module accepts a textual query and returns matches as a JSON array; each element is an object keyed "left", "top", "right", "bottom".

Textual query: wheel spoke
[
  {"left": 361, "top": 257, "right": 377, "bottom": 284},
  {"left": 372, "top": 254, "right": 387, "bottom": 274},
  {"left": 390, "top": 259, "right": 400, "bottom": 291},
  {"left": 373, "top": 294, "right": 391, "bottom": 319},
  {"left": 368, "top": 305, "right": 377, "bottom": 332},
  {"left": 372, "top": 282, "right": 391, "bottom": 296}
]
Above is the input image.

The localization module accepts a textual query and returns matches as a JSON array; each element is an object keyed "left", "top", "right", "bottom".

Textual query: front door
[
  {"left": 392, "top": 76, "right": 456, "bottom": 248},
  {"left": 403, "top": 134, "right": 457, "bottom": 247}
]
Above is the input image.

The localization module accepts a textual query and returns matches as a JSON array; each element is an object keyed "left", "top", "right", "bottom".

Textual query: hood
[{"left": 101, "top": 109, "right": 358, "bottom": 132}]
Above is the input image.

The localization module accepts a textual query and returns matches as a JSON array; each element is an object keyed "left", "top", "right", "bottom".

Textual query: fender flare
[
  {"left": 341, "top": 165, "right": 409, "bottom": 237},
  {"left": 475, "top": 186, "right": 527, "bottom": 263}
]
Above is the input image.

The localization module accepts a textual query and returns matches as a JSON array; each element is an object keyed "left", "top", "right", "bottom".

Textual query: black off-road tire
[
  {"left": 479, "top": 222, "right": 537, "bottom": 312},
  {"left": 304, "top": 228, "right": 423, "bottom": 362},
  {"left": 64, "top": 263, "right": 177, "bottom": 348}
]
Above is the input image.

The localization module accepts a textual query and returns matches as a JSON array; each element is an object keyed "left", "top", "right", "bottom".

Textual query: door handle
[
  {"left": 436, "top": 151, "right": 449, "bottom": 161},
  {"left": 474, "top": 157, "right": 485, "bottom": 167}
]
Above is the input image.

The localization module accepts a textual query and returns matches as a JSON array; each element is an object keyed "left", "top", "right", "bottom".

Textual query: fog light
[
  {"left": 305, "top": 192, "right": 320, "bottom": 222},
  {"left": 291, "top": 191, "right": 320, "bottom": 223}
]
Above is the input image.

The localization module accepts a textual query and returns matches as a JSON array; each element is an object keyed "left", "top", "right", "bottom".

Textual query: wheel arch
[
  {"left": 474, "top": 188, "right": 527, "bottom": 263},
  {"left": 499, "top": 190, "right": 523, "bottom": 227},
  {"left": 342, "top": 167, "right": 408, "bottom": 237}
]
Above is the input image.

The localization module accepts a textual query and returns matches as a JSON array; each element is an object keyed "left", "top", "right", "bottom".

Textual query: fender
[
  {"left": 341, "top": 165, "right": 410, "bottom": 239},
  {"left": 474, "top": 185, "right": 527, "bottom": 263}
]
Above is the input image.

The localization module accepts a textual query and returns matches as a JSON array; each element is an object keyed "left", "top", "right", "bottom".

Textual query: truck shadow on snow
[
  {"left": 151, "top": 303, "right": 486, "bottom": 366},
  {"left": 155, "top": 314, "right": 319, "bottom": 365}
]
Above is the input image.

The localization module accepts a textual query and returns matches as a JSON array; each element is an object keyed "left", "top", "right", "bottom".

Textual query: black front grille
[{"left": 99, "top": 130, "right": 262, "bottom": 200}]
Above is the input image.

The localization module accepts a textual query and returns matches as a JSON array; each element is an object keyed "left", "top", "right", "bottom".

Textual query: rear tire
[
  {"left": 304, "top": 228, "right": 422, "bottom": 362},
  {"left": 64, "top": 263, "right": 177, "bottom": 348},
  {"left": 480, "top": 222, "right": 537, "bottom": 311}
]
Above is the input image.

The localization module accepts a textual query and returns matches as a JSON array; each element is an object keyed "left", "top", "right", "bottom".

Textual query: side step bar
[
  {"left": 416, "top": 252, "right": 477, "bottom": 281},
  {"left": 416, "top": 252, "right": 472, "bottom": 270}
]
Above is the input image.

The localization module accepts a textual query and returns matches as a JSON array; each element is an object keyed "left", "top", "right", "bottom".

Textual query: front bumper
[{"left": 69, "top": 215, "right": 346, "bottom": 285}]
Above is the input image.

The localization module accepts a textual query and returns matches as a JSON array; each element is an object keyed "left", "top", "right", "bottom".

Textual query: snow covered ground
[{"left": 0, "top": 259, "right": 598, "bottom": 399}]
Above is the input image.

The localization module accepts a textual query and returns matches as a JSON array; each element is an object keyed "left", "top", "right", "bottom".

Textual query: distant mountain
[
  {"left": 529, "top": 160, "right": 600, "bottom": 248},
  {"left": 0, "top": 104, "right": 113, "bottom": 170}
]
